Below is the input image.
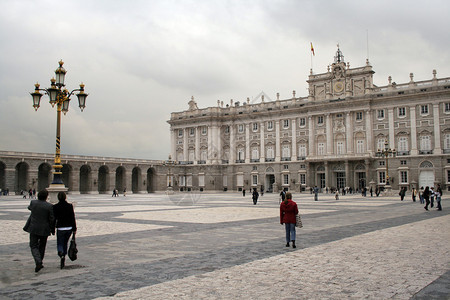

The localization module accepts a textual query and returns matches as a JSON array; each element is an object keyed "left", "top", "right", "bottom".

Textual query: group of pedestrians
[
  {"left": 420, "top": 185, "right": 443, "bottom": 211},
  {"left": 23, "top": 190, "right": 77, "bottom": 272}
]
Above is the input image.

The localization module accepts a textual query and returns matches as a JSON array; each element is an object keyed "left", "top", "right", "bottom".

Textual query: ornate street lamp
[
  {"left": 31, "top": 60, "right": 88, "bottom": 196},
  {"left": 376, "top": 139, "right": 396, "bottom": 188}
]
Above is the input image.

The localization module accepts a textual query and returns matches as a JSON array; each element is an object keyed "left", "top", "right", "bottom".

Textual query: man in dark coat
[{"left": 24, "top": 190, "right": 55, "bottom": 272}]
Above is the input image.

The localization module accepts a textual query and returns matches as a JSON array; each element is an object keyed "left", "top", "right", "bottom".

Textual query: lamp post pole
[
  {"left": 31, "top": 60, "right": 88, "bottom": 202},
  {"left": 377, "top": 139, "right": 396, "bottom": 195},
  {"left": 164, "top": 155, "right": 175, "bottom": 194}
]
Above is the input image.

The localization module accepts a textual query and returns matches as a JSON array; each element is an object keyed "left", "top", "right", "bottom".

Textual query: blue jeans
[
  {"left": 285, "top": 223, "right": 296, "bottom": 243},
  {"left": 57, "top": 229, "right": 73, "bottom": 256}
]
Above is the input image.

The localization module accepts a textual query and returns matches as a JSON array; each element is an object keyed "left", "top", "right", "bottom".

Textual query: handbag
[
  {"left": 295, "top": 214, "right": 303, "bottom": 228},
  {"left": 23, "top": 216, "right": 31, "bottom": 232},
  {"left": 68, "top": 235, "right": 78, "bottom": 261}
]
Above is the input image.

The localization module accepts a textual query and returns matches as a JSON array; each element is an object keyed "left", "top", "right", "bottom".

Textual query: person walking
[
  {"left": 280, "top": 192, "right": 299, "bottom": 248},
  {"left": 430, "top": 187, "right": 435, "bottom": 208},
  {"left": 252, "top": 188, "right": 259, "bottom": 205},
  {"left": 419, "top": 187, "right": 424, "bottom": 204},
  {"left": 412, "top": 188, "right": 417, "bottom": 202},
  {"left": 242, "top": 189, "right": 245, "bottom": 197},
  {"left": 436, "top": 185, "right": 443, "bottom": 211},
  {"left": 23, "top": 190, "right": 55, "bottom": 273},
  {"left": 314, "top": 186, "right": 319, "bottom": 201},
  {"left": 423, "top": 186, "right": 431, "bottom": 211},
  {"left": 399, "top": 187, "right": 406, "bottom": 201},
  {"left": 280, "top": 190, "right": 286, "bottom": 202},
  {"left": 53, "top": 191, "right": 77, "bottom": 269}
]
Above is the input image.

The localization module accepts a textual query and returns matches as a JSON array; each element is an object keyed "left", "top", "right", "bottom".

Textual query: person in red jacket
[{"left": 280, "top": 192, "right": 299, "bottom": 248}]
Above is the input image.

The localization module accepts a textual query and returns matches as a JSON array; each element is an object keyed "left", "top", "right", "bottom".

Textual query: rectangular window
[
  {"left": 300, "top": 173, "right": 306, "bottom": 185},
  {"left": 318, "top": 143, "right": 325, "bottom": 155},
  {"left": 398, "top": 107, "right": 406, "bottom": 117},
  {"left": 398, "top": 136, "right": 409, "bottom": 152},
  {"left": 266, "top": 146, "right": 274, "bottom": 159},
  {"left": 283, "top": 164, "right": 289, "bottom": 170},
  {"left": 252, "top": 123, "right": 258, "bottom": 132},
  {"left": 445, "top": 133, "right": 450, "bottom": 149},
  {"left": 379, "top": 160, "right": 385, "bottom": 166},
  {"left": 178, "top": 129, "right": 183, "bottom": 137},
  {"left": 202, "top": 127, "right": 207, "bottom": 135},
  {"left": 283, "top": 120, "right": 289, "bottom": 129},
  {"left": 377, "top": 109, "right": 385, "bottom": 119},
  {"left": 400, "top": 160, "right": 407, "bottom": 165},
  {"left": 225, "top": 126, "right": 230, "bottom": 134},
  {"left": 421, "top": 105, "right": 429, "bottom": 115},
  {"left": 299, "top": 118, "right": 306, "bottom": 127},
  {"left": 267, "top": 121, "right": 273, "bottom": 130},
  {"left": 336, "top": 141, "right": 344, "bottom": 155},
  {"left": 189, "top": 128, "right": 195, "bottom": 136},
  {"left": 298, "top": 144, "right": 307, "bottom": 157},
  {"left": 377, "top": 139, "right": 386, "bottom": 152},
  {"left": 317, "top": 116, "right": 324, "bottom": 124},
  {"left": 400, "top": 171, "right": 408, "bottom": 183},
  {"left": 356, "top": 140, "right": 364, "bottom": 153},
  {"left": 420, "top": 136, "right": 431, "bottom": 150},
  {"left": 356, "top": 112, "right": 363, "bottom": 120},
  {"left": 283, "top": 174, "right": 289, "bottom": 185},
  {"left": 282, "top": 145, "right": 290, "bottom": 158},
  {"left": 445, "top": 103, "right": 450, "bottom": 112},
  {"left": 448, "top": 170, "right": 450, "bottom": 183},
  {"left": 251, "top": 148, "right": 259, "bottom": 160},
  {"left": 237, "top": 148, "right": 245, "bottom": 160},
  {"left": 252, "top": 175, "right": 258, "bottom": 186},
  {"left": 238, "top": 124, "right": 244, "bottom": 133},
  {"left": 379, "top": 171, "right": 386, "bottom": 184}
]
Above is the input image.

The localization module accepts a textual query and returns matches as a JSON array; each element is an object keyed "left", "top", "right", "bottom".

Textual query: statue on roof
[{"left": 188, "top": 96, "right": 198, "bottom": 111}]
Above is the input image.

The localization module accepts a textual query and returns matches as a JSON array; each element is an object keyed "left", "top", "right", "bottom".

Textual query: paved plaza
[{"left": 0, "top": 191, "right": 449, "bottom": 299}]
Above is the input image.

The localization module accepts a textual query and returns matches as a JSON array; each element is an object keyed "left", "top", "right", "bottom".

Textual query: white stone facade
[{"left": 168, "top": 49, "right": 450, "bottom": 193}]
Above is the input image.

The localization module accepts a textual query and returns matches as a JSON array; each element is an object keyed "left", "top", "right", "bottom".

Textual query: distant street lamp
[
  {"left": 376, "top": 139, "right": 396, "bottom": 188},
  {"left": 31, "top": 60, "right": 88, "bottom": 199},
  {"left": 164, "top": 155, "right": 175, "bottom": 193}
]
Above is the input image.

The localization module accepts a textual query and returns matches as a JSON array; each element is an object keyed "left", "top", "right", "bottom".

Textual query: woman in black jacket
[
  {"left": 423, "top": 186, "right": 431, "bottom": 211},
  {"left": 53, "top": 192, "right": 77, "bottom": 269}
]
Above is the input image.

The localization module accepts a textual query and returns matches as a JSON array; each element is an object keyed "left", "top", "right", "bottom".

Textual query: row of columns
[{"left": 171, "top": 104, "right": 443, "bottom": 164}]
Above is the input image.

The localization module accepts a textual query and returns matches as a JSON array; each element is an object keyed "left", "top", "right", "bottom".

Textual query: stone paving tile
[{"left": 0, "top": 193, "right": 448, "bottom": 299}]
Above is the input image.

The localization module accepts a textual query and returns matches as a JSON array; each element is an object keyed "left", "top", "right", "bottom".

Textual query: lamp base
[
  {"left": 46, "top": 184, "right": 68, "bottom": 204},
  {"left": 383, "top": 184, "right": 393, "bottom": 196},
  {"left": 166, "top": 186, "right": 174, "bottom": 195}
]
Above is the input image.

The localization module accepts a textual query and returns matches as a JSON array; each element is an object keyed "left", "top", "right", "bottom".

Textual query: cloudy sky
[{"left": 1, "top": 0, "right": 449, "bottom": 160}]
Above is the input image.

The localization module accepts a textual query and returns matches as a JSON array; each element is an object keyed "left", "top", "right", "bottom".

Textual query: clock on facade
[{"left": 334, "top": 81, "right": 344, "bottom": 93}]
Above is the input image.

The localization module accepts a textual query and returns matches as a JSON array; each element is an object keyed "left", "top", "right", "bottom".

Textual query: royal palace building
[{"left": 168, "top": 48, "right": 450, "bottom": 193}]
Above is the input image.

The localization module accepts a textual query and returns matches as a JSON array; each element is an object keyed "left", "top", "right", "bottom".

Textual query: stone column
[
  {"left": 345, "top": 160, "right": 349, "bottom": 188},
  {"left": 308, "top": 116, "right": 315, "bottom": 156},
  {"left": 170, "top": 128, "right": 176, "bottom": 161},
  {"left": 291, "top": 118, "right": 297, "bottom": 161},
  {"left": 324, "top": 161, "right": 329, "bottom": 189},
  {"left": 275, "top": 120, "right": 281, "bottom": 162},
  {"left": 195, "top": 127, "right": 200, "bottom": 164},
  {"left": 346, "top": 112, "right": 353, "bottom": 154},
  {"left": 365, "top": 110, "right": 373, "bottom": 154},
  {"left": 230, "top": 124, "right": 236, "bottom": 163},
  {"left": 326, "top": 114, "right": 332, "bottom": 155},
  {"left": 410, "top": 106, "right": 418, "bottom": 155},
  {"left": 71, "top": 169, "right": 80, "bottom": 194},
  {"left": 245, "top": 123, "right": 250, "bottom": 163},
  {"left": 183, "top": 128, "right": 189, "bottom": 162},
  {"left": 433, "top": 103, "right": 442, "bottom": 154},
  {"left": 388, "top": 108, "right": 395, "bottom": 149},
  {"left": 260, "top": 122, "right": 265, "bottom": 161}
]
